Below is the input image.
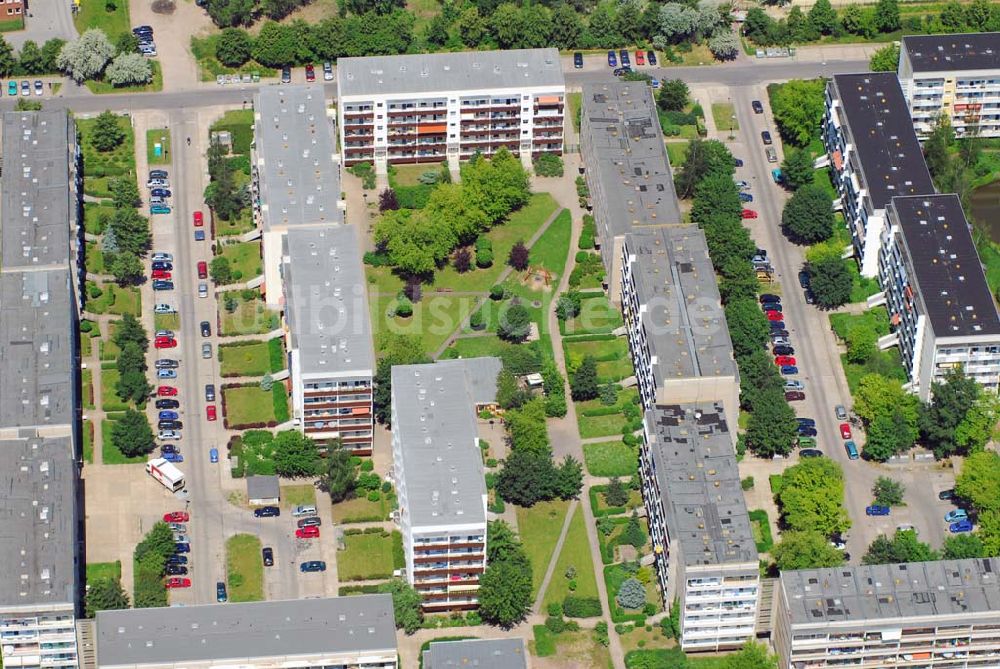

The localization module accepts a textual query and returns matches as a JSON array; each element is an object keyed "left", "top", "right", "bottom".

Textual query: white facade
[{"left": 0, "top": 605, "right": 78, "bottom": 669}]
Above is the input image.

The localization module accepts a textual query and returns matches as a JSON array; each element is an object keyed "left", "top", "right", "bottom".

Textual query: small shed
[{"left": 246, "top": 475, "right": 280, "bottom": 506}]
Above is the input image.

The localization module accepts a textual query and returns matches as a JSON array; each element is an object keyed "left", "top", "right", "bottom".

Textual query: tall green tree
[
  {"left": 782, "top": 184, "right": 834, "bottom": 244},
  {"left": 377, "top": 579, "right": 423, "bottom": 634},
  {"left": 657, "top": 78, "right": 689, "bottom": 112},
  {"left": 920, "top": 371, "right": 981, "bottom": 458},
  {"left": 808, "top": 257, "right": 852, "bottom": 309},
  {"left": 862, "top": 530, "right": 937, "bottom": 565},
  {"left": 273, "top": 430, "right": 320, "bottom": 477},
  {"left": 373, "top": 334, "right": 430, "bottom": 423},
  {"left": 780, "top": 149, "right": 814, "bottom": 190},
  {"left": 720, "top": 643, "right": 779, "bottom": 669},
  {"left": 320, "top": 440, "right": 356, "bottom": 502},
  {"left": 869, "top": 43, "right": 901, "bottom": 72},
  {"left": 110, "top": 409, "right": 155, "bottom": 458},
  {"left": 725, "top": 299, "right": 770, "bottom": 358},
  {"left": 85, "top": 577, "right": 130, "bottom": 617},
  {"left": 807, "top": 0, "right": 837, "bottom": 34},
  {"left": 215, "top": 28, "right": 253, "bottom": 66},
  {"left": 872, "top": 477, "right": 905, "bottom": 506},
  {"left": 942, "top": 533, "right": 987, "bottom": 560},
  {"left": 777, "top": 458, "right": 851, "bottom": 537},
  {"left": 479, "top": 540, "right": 532, "bottom": 627},
  {"left": 497, "top": 303, "right": 531, "bottom": 343},
  {"left": 549, "top": 4, "right": 582, "bottom": 49},
  {"left": 18, "top": 40, "right": 45, "bottom": 74},
  {"left": 873, "top": 0, "right": 900, "bottom": 31},
  {"left": 91, "top": 110, "right": 126, "bottom": 152},
  {"left": 772, "top": 531, "right": 845, "bottom": 570},
  {"left": 746, "top": 388, "right": 798, "bottom": 458},
  {"left": 770, "top": 78, "right": 827, "bottom": 147},
  {"left": 570, "top": 355, "right": 599, "bottom": 401},
  {"left": 956, "top": 451, "right": 1000, "bottom": 514}
]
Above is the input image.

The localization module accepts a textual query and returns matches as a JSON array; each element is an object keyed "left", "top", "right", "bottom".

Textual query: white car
[
  {"left": 198, "top": 283, "right": 209, "bottom": 298},
  {"left": 896, "top": 524, "right": 917, "bottom": 534},
  {"left": 147, "top": 179, "right": 169, "bottom": 188},
  {"left": 173, "top": 533, "right": 189, "bottom": 543},
  {"left": 155, "top": 330, "right": 174, "bottom": 339},
  {"left": 158, "top": 430, "right": 181, "bottom": 440},
  {"left": 154, "top": 303, "right": 175, "bottom": 314},
  {"left": 292, "top": 505, "right": 317, "bottom": 517},
  {"left": 152, "top": 252, "right": 173, "bottom": 262},
  {"left": 784, "top": 380, "right": 804, "bottom": 391}
]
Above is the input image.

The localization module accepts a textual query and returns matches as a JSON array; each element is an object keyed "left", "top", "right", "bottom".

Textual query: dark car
[
  {"left": 797, "top": 425, "right": 818, "bottom": 437},
  {"left": 773, "top": 345, "right": 795, "bottom": 356},
  {"left": 149, "top": 169, "right": 168, "bottom": 179},
  {"left": 771, "top": 329, "right": 789, "bottom": 338},
  {"left": 262, "top": 546, "right": 274, "bottom": 567},
  {"left": 152, "top": 280, "right": 174, "bottom": 291},
  {"left": 739, "top": 192, "right": 753, "bottom": 202},
  {"left": 300, "top": 561, "right": 326, "bottom": 572},
  {"left": 297, "top": 517, "right": 321, "bottom": 528},
  {"left": 619, "top": 49, "right": 630, "bottom": 66},
  {"left": 158, "top": 420, "right": 183, "bottom": 430},
  {"left": 796, "top": 418, "right": 816, "bottom": 426},
  {"left": 281, "top": 66, "right": 291, "bottom": 83},
  {"left": 160, "top": 443, "right": 177, "bottom": 454},
  {"left": 155, "top": 359, "right": 178, "bottom": 369},
  {"left": 733, "top": 158, "right": 744, "bottom": 167},
  {"left": 174, "top": 542, "right": 191, "bottom": 553},
  {"left": 150, "top": 188, "right": 171, "bottom": 198},
  {"left": 938, "top": 488, "right": 956, "bottom": 501},
  {"left": 205, "top": 384, "right": 216, "bottom": 402},
  {"left": 254, "top": 506, "right": 280, "bottom": 518},
  {"left": 158, "top": 410, "right": 179, "bottom": 421},
  {"left": 200, "top": 321, "right": 211, "bottom": 337},
  {"left": 217, "top": 581, "right": 228, "bottom": 602},
  {"left": 866, "top": 505, "right": 890, "bottom": 516},
  {"left": 785, "top": 391, "right": 806, "bottom": 401},
  {"left": 573, "top": 52, "right": 583, "bottom": 69},
  {"left": 647, "top": 50, "right": 657, "bottom": 65},
  {"left": 155, "top": 399, "right": 180, "bottom": 409},
  {"left": 612, "top": 66, "right": 632, "bottom": 77},
  {"left": 804, "top": 290, "right": 817, "bottom": 305},
  {"left": 761, "top": 130, "right": 773, "bottom": 145},
  {"left": 764, "top": 303, "right": 783, "bottom": 313},
  {"left": 151, "top": 261, "right": 172, "bottom": 271},
  {"left": 759, "top": 294, "right": 780, "bottom": 304},
  {"left": 800, "top": 448, "right": 824, "bottom": 458},
  {"left": 607, "top": 50, "right": 617, "bottom": 67},
  {"left": 752, "top": 100, "right": 764, "bottom": 114},
  {"left": 798, "top": 270, "right": 811, "bottom": 288},
  {"left": 770, "top": 321, "right": 786, "bottom": 331},
  {"left": 166, "top": 554, "right": 187, "bottom": 565},
  {"left": 166, "top": 564, "right": 188, "bottom": 576},
  {"left": 781, "top": 365, "right": 799, "bottom": 375},
  {"left": 132, "top": 25, "right": 153, "bottom": 36}
]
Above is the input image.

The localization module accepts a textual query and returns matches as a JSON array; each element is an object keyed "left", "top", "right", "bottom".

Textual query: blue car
[
  {"left": 734, "top": 158, "right": 744, "bottom": 167},
  {"left": 796, "top": 418, "right": 816, "bottom": 427},
  {"left": 866, "top": 505, "right": 890, "bottom": 516},
  {"left": 150, "top": 205, "right": 171, "bottom": 214},
  {"left": 797, "top": 426, "right": 817, "bottom": 437},
  {"left": 166, "top": 554, "right": 187, "bottom": 565},
  {"left": 739, "top": 192, "right": 753, "bottom": 202},
  {"left": 150, "top": 188, "right": 171, "bottom": 198},
  {"left": 607, "top": 50, "right": 617, "bottom": 67},
  {"left": 158, "top": 410, "right": 179, "bottom": 421},
  {"left": 152, "top": 280, "right": 174, "bottom": 291},
  {"left": 174, "top": 542, "right": 191, "bottom": 553},
  {"left": 300, "top": 561, "right": 326, "bottom": 573},
  {"left": 945, "top": 509, "right": 968, "bottom": 523},
  {"left": 780, "top": 365, "right": 798, "bottom": 375},
  {"left": 216, "top": 581, "right": 228, "bottom": 602},
  {"left": 950, "top": 520, "right": 973, "bottom": 533},
  {"left": 194, "top": 229, "right": 206, "bottom": 241},
  {"left": 210, "top": 447, "right": 219, "bottom": 463},
  {"left": 764, "top": 303, "right": 783, "bottom": 313},
  {"left": 162, "top": 451, "right": 183, "bottom": 463},
  {"left": 619, "top": 49, "right": 630, "bottom": 66},
  {"left": 157, "top": 369, "right": 177, "bottom": 379}
]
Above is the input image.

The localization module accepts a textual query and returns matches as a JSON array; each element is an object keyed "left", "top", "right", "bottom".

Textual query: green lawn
[
  {"left": 564, "top": 337, "right": 633, "bottom": 382},
  {"left": 85, "top": 242, "right": 105, "bottom": 275},
  {"left": 74, "top": 0, "right": 130, "bottom": 40},
  {"left": 219, "top": 241, "right": 263, "bottom": 280},
  {"left": 516, "top": 500, "right": 570, "bottom": 598},
  {"left": 210, "top": 109, "right": 256, "bottom": 154},
  {"left": 280, "top": 484, "right": 317, "bottom": 509},
  {"left": 82, "top": 369, "right": 95, "bottom": 410},
  {"left": 77, "top": 116, "right": 136, "bottom": 198},
  {"left": 86, "top": 61, "right": 163, "bottom": 94},
  {"left": 83, "top": 202, "right": 115, "bottom": 235},
  {"left": 223, "top": 385, "right": 279, "bottom": 428},
  {"left": 146, "top": 128, "right": 171, "bottom": 165},
  {"left": 86, "top": 561, "right": 121, "bottom": 585},
  {"left": 338, "top": 532, "right": 398, "bottom": 581},
  {"left": 0, "top": 16, "right": 24, "bottom": 31},
  {"left": 441, "top": 335, "right": 504, "bottom": 360},
  {"left": 542, "top": 505, "right": 600, "bottom": 609},
  {"left": 220, "top": 294, "right": 280, "bottom": 336},
  {"left": 561, "top": 294, "right": 623, "bottom": 336},
  {"left": 332, "top": 495, "right": 390, "bottom": 523},
  {"left": 101, "top": 419, "right": 146, "bottom": 465},
  {"left": 84, "top": 283, "right": 141, "bottom": 317},
  {"left": 568, "top": 92, "right": 582, "bottom": 132},
  {"left": 83, "top": 419, "right": 94, "bottom": 464},
  {"left": 749, "top": 509, "right": 774, "bottom": 554},
  {"left": 583, "top": 441, "right": 638, "bottom": 477},
  {"left": 528, "top": 209, "right": 572, "bottom": 278},
  {"left": 711, "top": 102, "right": 738, "bottom": 132},
  {"left": 576, "top": 387, "right": 640, "bottom": 439},
  {"left": 226, "top": 534, "right": 264, "bottom": 602},
  {"left": 100, "top": 368, "right": 127, "bottom": 412},
  {"left": 388, "top": 163, "right": 443, "bottom": 187},
  {"left": 840, "top": 350, "right": 909, "bottom": 394},
  {"left": 371, "top": 293, "right": 478, "bottom": 356},
  {"left": 155, "top": 313, "right": 180, "bottom": 331},
  {"left": 665, "top": 141, "right": 689, "bottom": 168},
  {"left": 220, "top": 342, "right": 272, "bottom": 377}
]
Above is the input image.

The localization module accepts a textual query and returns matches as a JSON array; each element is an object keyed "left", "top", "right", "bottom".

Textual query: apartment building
[
  {"left": 282, "top": 225, "right": 374, "bottom": 452},
  {"left": 423, "top": 638, "right": 528, "bottom": 669},
  {"left": 875, "top": 194, "right": 1000, "bottom": 400},
  {"left": 823, "top": 72, "right": 934, "bottom": 277},
  {"left": 390, "top": 357, "right": 501, "bottom": 612},
  {"left": 898, "top": 32, "right": 1000, "bottom": 139},
  {"left": 640, "top": 402, "right": 759, "bottom": 652},
  {"left": 251, "top": 84, "right": 342, "bottom": 307},
  {"left": 619, "top": 228, "right": 739, "bottom": 425},
  {"left": 775, "top": 558, "right": 1000, "bottom": 669},
  {"left": 337, "top": 49, "right": 565, "bottom": 174},
  {"left": 0, "top": 111, "right": 82, "bottom": 669},
  {"left": 95, "top": 595, "right": 398, "bottom": 668},
  {"left": 580, "top": 82, "right": 682, "bottom": 300}
]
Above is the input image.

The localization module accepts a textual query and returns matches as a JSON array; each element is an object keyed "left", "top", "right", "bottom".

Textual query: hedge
[
  {"left": 589, "top": 485, "right": 627, "bottom": 518},
  {"left": 268, "top": 337, "right": 285, "bottom": 372},
  {"left": 580, "top": 405, "right": 625, "bottom": 418},
  {"left": 563, "top": 596, "right": 602, "bottom": 618},
  {"left": 561, "top": 333, "right": 617, "bottom": 343},
  {"left": 338, "top": 584, "right": 383, "bottom": 596},
  {"left": 272, "top": 383, "right": 289, "bottom": 423}
]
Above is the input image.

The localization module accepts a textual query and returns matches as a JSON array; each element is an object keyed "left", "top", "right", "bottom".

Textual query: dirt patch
[{"left": 152, "top": 0, "right": 176, "bottom": 14}]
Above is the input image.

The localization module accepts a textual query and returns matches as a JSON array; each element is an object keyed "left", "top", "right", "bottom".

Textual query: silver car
[
  {"left": 202, "top": 342, "right": 213, "bottom": 359},
  {"left": 835, "top": 405, "right": 848, "bottom": 420},
  {"left": 198, "top": 283, "right": 208, "bottom": 298},
  {"left": 158, "top": 429, "right": 181, "bottom": 440}
]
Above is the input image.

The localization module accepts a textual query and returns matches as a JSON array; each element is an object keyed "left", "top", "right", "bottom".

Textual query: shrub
[
  {"left": 363, "top": 251, "right": 392, "bottom": 266},
  {"left": 563, "top": 596, "right": 602, "bottom": 618},
  {"left": 741, "top": 476, "right": 755, "bottom": 491},
  {"left": 469, "top": 310, "right": 485, "bottom": 330},
  {"left": 394, "top": 297, "right": 413, "bottom": 318},
  {"left": 545, "top": 615, "right": 567, "bottom": 634},
  {"left": 534, "top": 153, "right": 564, "bottom": 177},
  {"left": 548, "top": 602, "right": 563, "bottom": 617},
  {"left": 616, "top": 578, "right": 646, "bottom": 610},
  {"left": 367, "top": 490, "right": 381, "bottom": 502},
  {"left": 489, "top": 284, "right": 506, "bottom": 300}
]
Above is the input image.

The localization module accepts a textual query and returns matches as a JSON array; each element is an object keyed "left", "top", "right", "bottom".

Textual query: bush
[
  {"left": 741, "top": 476, "right": 755, "bottom": 491},
  {"left": 534, "top": 153, "right": 564, "bottom": 177},
  {"left": 616, "top": 578, "right": 646, "bottom": 610},
  {"left": 394, "top": 297, "right": 413, "bottom": 318},
  {"left": 363, "top": 251, "right": 392, "bottom": 266},
  {"left": 489, "top": 284, "right": 506, "bottom": 300},
  {"left": 469, "top": 310, "right": 485, "bottom": 330},
  {"left": 563, "top": 596, "right": 602, "bottom": 618},
  {"left": 548, "top": 602, "right": 563, "bottom": 617},
  {"left": 545, "top": 615, "right": 567, "bottom": 634}
]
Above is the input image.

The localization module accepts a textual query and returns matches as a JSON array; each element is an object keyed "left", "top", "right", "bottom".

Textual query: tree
[
  {"left": 807, "top": 0, "right": 837, "bottom": 34},
  {"left": 964, "top": 0, "right": 998, "bottom": 31},
  {"left": 555, "top": 291, "right": 582, "bottom": 321},
  {"left": 486, "top": 520, "right": 529, "bottom": 567},
  {"left": 956, "top": 393, "right": 1000, "bottom": 453},
  {"left": 114, "top": 313, "right": 148, "bottom": 351},
  {"left": 746, "top": 389, "right": 798, "bottom": 458},
  {"left": 41, "top": 38, "right": 66, "bottom": 73},
  {"left": 496, "top": 369, "right": 528, "bottom": 410},
  {"left": 616, "top": 578, "right": 646, "bottom": 610},
  {"left": 845, "top": 325, "right": 876, "bottom": 364},
  {"left": 320, "top": 440, "right": 356, "bottom": 502},
  {"left": 770, "top": 78, "right": 827, "bottom": 147},
  {"left": 708, "top": 31, "right": 739, "bottom": 61},
  {"left": 57, "top": 29, "right": 114, "bottom": 83},
  {"left": 840, "top": 5, "right": 875, "bottom": 37},
  {"left": 90, "top": 110, "right": 126, "bottom": 152},
  {"left": 110, "top": 176, "right": 141, "bottom": 209},
  {"left": 550, "top": 3, "right": 582, "bottom": 49},
  {"left": 923, "top": 116, "right": 955, "bottom": 185},
  {"left": 864, "top": 410, "right": 916, "bottom": 461},
  {"left": 15, "top": 98, "right": 43, "bottom": 111},
  {"left": 273, "top": 430, "right": 320, "bottom": 477},
  {"left": 570, "top": 355, "right": 599, "bottom": 401},
  {"left": 720, "top": 643, "right": 778, "bottom": 669},
  {"left": 260, "top": 0, "right": 305, "bottom": 20},
  {"left": 114, "top": 31, "right": 140, "bottom": 56},
  {"left": 777, "top": 458, "right": 851, "bottom": 537},
  {"left": 378, "top": 188, "right": 399, "bottom": 212},
  {"left": 854, "top": 373, "right": 919, "bottom": 429},
  {"left": 508, "top": 240, "right": 529, "bottom": 270},
  {"left": 622, "top": 511, "right": 646, "bottom": 549},
  {"left": 497, "top": 303, "right": 531, "bottom": 343},
  {"left": 870, "top": 43, "right": 901, "bottom": 72},
  {"left": 872, "top": 477, "right": 905, "bottom": 506},
  {"left": 862, "top": 529, "right": 937, "bottom": 565},
  {"left": 780, "top": 149, "right": 814, "bottom": 190},
  {"left": 215, "top": 28, "right": 253, "bottom": 66},
  {"left": 956, "top": 451, "right": 1000, "bottom": 514},
  {"left": 479, "top": 558, "right": 532, "bottom": 627},
  {"left": 555, "top": 455, "right": 583, "bottom": 500},
  {"left": 210, "top": 256, "right": 234, "bottom": 284},
  {"left": 873, "top": 0, "right": 900, "bottom": 32},
  {"left": 107, "top": 252, "right": 144, "bottom": 286},
  {"left": 772, "top": 531, "right": 846, "bottom": 570},
  {"left": 657, "top": 78, "right": 689, "bottom": 112},
  {"left": 808, "top": 257, "right": 852, "bottom": 309},
  {"left": 373, "top": 335, "right": 430, "bottom": 423},
  {"left": 458, "top": 6, "right": 486, "bottom": 46},
  {"left": 497, "top": 449, "right": 558, "bottom": 506},
  {"left": 783, "top": 184, "right": 834, "bottom": 244},
  {"left": 116, "top": 341, "right": 150, "bottom": 403},
  {"left": 0, "top": 35, "right": 15, "bottom": 77},
  {"left": 110, "top": 409, "right": 155, "bottom": 458},
  {"left": 18, "top": 40, "right": 45, "bottom": 75},
  {"left": 724, "top": 300, "right": 770, "bottom": 358},
  {"left": 109, "top": 208, "right": 151, "bottom": 256},
  {"left": 675, "top": 138, "right": 735, "bottom": 199},
  {"left": 377, "top": 579, "right": 423, "bottom": 634},
  {"left": 85, "top": 577, "right": 130, "bottom": 618},
  {"left": 251, "top": 21, "right": 300, "bottom": 67},
  {"left": 920, "top": 371, "right": 981, "bottom": 458},
  {"left": 942, "top": 533, "right": 986, "bottom": 560},
  {"left": 655, "top": 3, "right": 700, "bottom": 43},
  {"left": 453, "top": 247, "right": 472, "bottom": 273}
]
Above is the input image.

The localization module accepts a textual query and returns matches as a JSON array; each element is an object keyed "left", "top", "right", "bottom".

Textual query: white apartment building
[
  {"left": 875, "top": 194, "right": 1000, "bottom": 400},
  {"left": 251, "top": 84, "right": 343, "bottom": 307},
  {"left": 899, "top": 32, "right": 1000, "bottom": 139},
  {"left": 95, "top": 596, "right": 398, "bottom": 668},
  {"left": 337, "top": 49, "right": 565, "bottom": 174},
  {"left": 390, "top": 358, "right": 500, "bottom": 612},
  {"left": 775, "top": 558, "right": 1000, "bottom": 669},
  {"left": 619, "top": 228, "right": 739, "bottom": 430},
  {"left": 640, "top": 402, "right": 759, "bottom": 652},
  {"left": 282, "top": 225, "right": 374, "bottom": 452},
  {"left": 823, "top": 72, "right": 934, "bottom": 277},
  {"left": 580, "top": 82, "right": 682, "bottom": 300}
]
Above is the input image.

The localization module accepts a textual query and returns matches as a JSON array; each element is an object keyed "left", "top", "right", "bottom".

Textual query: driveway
[{"left": 6, "top": 0, "right": 76, "bottom": 49}]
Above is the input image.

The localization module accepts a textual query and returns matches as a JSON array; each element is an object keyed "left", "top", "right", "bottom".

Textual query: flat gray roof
[
  {"left": 1, "top": 111, "right": 76, "bottom": 270},
  {"left": 254, "top": 85, "right": 341, "bottom": 232},
  {"left": 581, "top": 82, "right": 681, "bottom": 251},
  {"left": 423, "top": 638, "right": 527, "bottom": 669},
  {"left": 0, "top": 270, "right": 76, "bottom": 429},
  {"left": 392, "top": 359, "right": 497, "bottom": 528},
  {"left": 781, "top": 558, "right": 1000, "bottom": 625},
  {"left": 626, "top": 227, "right": 736, "bottom": 381},
  {"left": 645, "top": 402, "right": 757, "bottom": 567},
  {"left": 245, "top": 475, "right": 279, "bottom": 500},
  {"left": 284, "top": 225, "right": 373, "bottom": 376},
  {"left": 428, "top": 357, "right": 502, "bottom": 405},
  {"left": 0, "top": 436, "right": 78, "bottom": 608},
  {"left": 95, "top": 595, "right": 397, "bottom": 667},
  {"left": 903, "top": 33, "right": 1000, "bottom": 73},
  {"left": 338, "top": 49, "right": 564, "bottom": 98}
]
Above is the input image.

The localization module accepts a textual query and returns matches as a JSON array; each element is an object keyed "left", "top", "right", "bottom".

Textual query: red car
[
  {"left": 766, "top": 311, "right": 784, "bottom": 321},
  {"left": 193, "top": 211, "right": 204, "bottom": 227},
  {"left": 635, "top": 50, "right": 645, "bottom": 66},
  {"left": 197, "top": 261, "right": 208, "bottom": 280},
  {"left": 305, "top": 64, "right": 315, "bottom": 81},
  {"left": 157, "top": 386, "right": 178, "bottom": 397},
  {"left": 164, "top": 511, "right": 189, "bottom": 523},
  {"left": 151, "top": 269, "right": 171, "bottom": 280},
  {"left": 774, "top": 355, "right": 796, "bottom": 366},
  {"left": 785, "top": 391, "right": 806, "bottom": 401},
  {"left": 741, "top": 209, "right": 758, "bottom": 219},
  {"left": 206, "top": 405, "right": 217, "bottom": 421},
  {"left": 840, "top": 423, "right": 853, "bottom": 440},
  {"left": 296, "top": 525, "right": 320, "bottom": 539},
  {"left": 155, "top": 337, "right": 177, "bottom": 349},
  {"left": 165, "top": 577, "right": 191, "bottom": 589}
]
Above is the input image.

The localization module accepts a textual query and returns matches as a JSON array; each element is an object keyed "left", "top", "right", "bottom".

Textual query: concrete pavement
[{"left": 5, "top": 0, "right": 76, "bottom": 49}]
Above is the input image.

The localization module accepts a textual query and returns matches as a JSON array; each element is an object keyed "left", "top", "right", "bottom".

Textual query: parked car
[
  {"left": 132, "top": 25, "right": 153, "bottom": 36},
  {"left": 785, "top": 380, "right": 804, "bottom": 391},
  {"left": 752, "top": 100, "right": 764, "bottom": 114},
  {"left": 797, "top": 425, "right": 817, "bottom": 437},
  {"left": 153, "top": 303, "right": 175, "bottom": 313},
  {"left": 796, "top": 418, "right": 816, "bottom": 426},
  {"left": 209, "top": 447, "right": 219, "bottom": 463},
  {"left": 798, "top": 270, "right": 811, "bottom": 288},
  {"left": 771, "top": 328, "right": 789, "bottom": 337},
  {"left": 155, "top": 337, "right": 177, "bottom": 349},
  {"left": 150, "top": 205, "right": 171, "bottom": 214},
  {"left": 193, "top": 211, "right": 204, "bottom": 227},
  {"left": 152, "top": 251, "right": 173, "bottom": 261},
  {"left": 741, "top": 209, "right": 758, "bottom": 219},
  {"left": 151, "top": 262, "right": 173, "bottom": 272},
  {"left": 293, "top": 505, "right": 318, "bottom": 517},
  {"left": 195, "top": 229, "right": 206, "bottom": 241},
  {"left": 634, "top": 50, "right": 645, "bottom": 66},
  {"left": 155, "top": 399, "right": 179, "bottom": 409},
  {"left": 323, "top": 61, "right": 333, "bottom": 80},
  {"left": 829, "top": 536, "right": 847, "bottom": 550},
  {"left": 151, "top": 188, "right": 171, "bottom": 198},
  {"left": 866, "top": 505, "right": 890, "bottom": 516},
  {"left": 158, "top": 410, "right": 179, "bottom": 421},
  {"left": 34, "top": 80, "right": 43, "bottom": 96},
  {"left": 150, "top": 170, "right": 168, "bottom": 180},
  {"left": 770, "top": 321, "right": 786, "bottom": 331},
  {"left": 199, "top": 283, "right": 209, "bottom": 298},
  {"left": 945, "top": 509, "right": 969, "bottom": 523},
  {"left": 156, "top": 369, "right": 177, "bottom": 380},
  {"left": 150, "top": 270, "right": 171, "bottom": 280},
  {"left": 206, "top": 405, "right": 217, "bottom": 421},
  {"left": 205, "top": 384, "right": 216, "bottom": 402},
  {"left": 202, "top": 343, "right": 213, "bottom": 359},
  {"left": 281, "top": 66, "right": 291, "bottom": 83},
  {"left": 159, "top": 420, "right": 183, "bottom": 430},
  {"left": 939, "top": 488, "right": 956, "bottom": 501},
  {"left": 950, "top": 520, "right": 974, "bottom": 533},
  {"left": 781, "top": 365, "right": 799, "bottom": 375},
  {"left": 573, "top": 52, "right": 583, "bottom": 68},
  {"left": 766, "top": 311, "right": 784, "bottom": 322},
  {"left": 254, "top": 506, "right": 280, "bottom": 518},
  {"left": 761, "top": 130, "right": 773, "bottom": 145},
  {"left": 147, "top": 178, "right": 169, "bottom": 188},
  {"left": 297, "top": 517, "right": 321, "bottom": 528},
  {"left": 216, "top": 581, "right": 228, "bottom": 602},
  {"left": 160, "top": 444, "right": 177, "bottom": 455},
  {"left": 262, "top": 546, "right": 274, "bottom": 566},
  {"left": 173, "top": 543, "right": 191, "bottom": 554},
  {"left": 800, "top": 449, "right": 823, "bottom": 458},
  {"left": 647, "top": 50, "right": 657, "bottom": 65},
  {"left": 766, "top": 147, "right": 778, "bottom": 163},
  {"left": 839, "top": 423, "right": 853, "bottom": 440},
  {"left": 804, "top": 289, "right": 816, "bottom": 305},
  {"left": 295, "top": 526, "right": 320, "bottom": 539},
  {"left": 200, "top": 320, "right": 211, "bottom": 337},
  {"left": 773, "top": 345, "right": 795, "bottom": 356},
  {"left": 759, "top": 294, "right": 780, "bottom": 304},
  {"left": 607, "top": 50, "right": 617, "bottom": 67},
  {"left": 197, "top": 261, "right": 208, "bottom": 279},
  {"left": 612, "top": 66, "right": 632, "bottom": 77},
  {"left": 159, "top": 429, "right": 181, "bottom": 440},
  {"left": 20, "top": 80, "right": 29, "bottom": 96},
  {"left": 166, "top": 577, "right": 191, "bottom": 588},
  {"left": 166, "top": 554, "right": 187, "bottom": 565},
  {"left": 619, "top": 49, "right": 630, "bottom": 66},
  {"left": 164, "top": 511, "right": 189, "bottom": 522},
  {"left": 155, "top": 330, "right": 174, "bottom": 339},
  {"left": 152, "top": 280, "right": 174, "bottom": 291},
  {"left": 797, "top": 437, "right": 817, "bottom": 448},
  {"left": 785, "top": 391, "right": 806, "bottom": 401},
  {"left": 739, "top": 192, "right": 753, "bottom": 203},
  {"left": 735, "top": 180, "right": 750, "bottom": 190},
  {"left": 764, "top": 303, "right": 783, "bottom": 313},
  {"left": 300, "top": 561, "right": 326, "bottom": 572},
  {"left": 772, "top": 336, "right": 790, "bottom": 347},
  {"left": 305, "top": 64, "right": 315, "bottom": 82},
  {"left": 7, "top": 80, "right": 16, "bottom": 96},
  {"left": 173, "top": 533, "right": 189, "bottom": 543},
  {"left": 155, "top": 359, "right": 178, "bottom": 369},
  {"left": 835, "top": 405, "right": 848, "bottom": 420},
  {"left": 845, "top": 440, "right": 859, "bottom": 460},
  {"left": 733, "top": 158, "right": 744, "bottom": 167},
  {"left": 165, "top": 564, "right": 188, "bottom": 576},
  {"left": 897, "top": 524, "right": 917, "bottom": 534}
]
